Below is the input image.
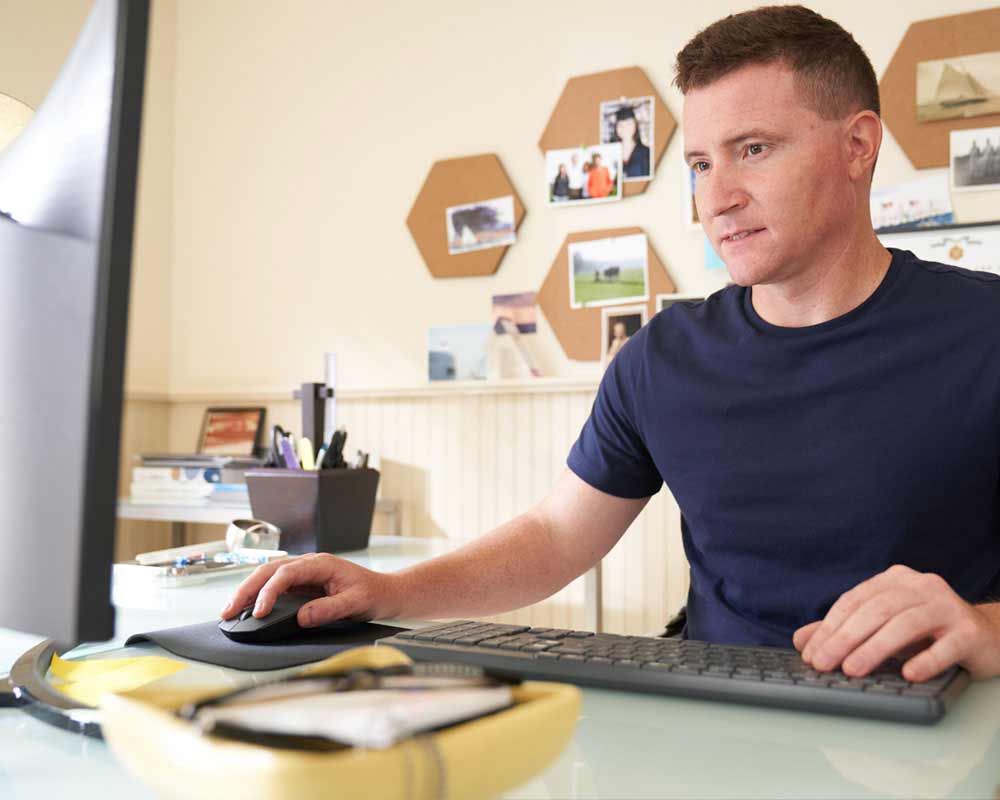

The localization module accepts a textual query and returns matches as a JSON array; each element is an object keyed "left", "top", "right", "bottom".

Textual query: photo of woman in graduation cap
[{"left": 600, "top": 97, "right": 654, "bottom": 181}]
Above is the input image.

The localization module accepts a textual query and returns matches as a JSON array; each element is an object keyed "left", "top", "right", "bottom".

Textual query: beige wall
[{"left": 161, "top": 0, "right": 1000, "bottom": 397}]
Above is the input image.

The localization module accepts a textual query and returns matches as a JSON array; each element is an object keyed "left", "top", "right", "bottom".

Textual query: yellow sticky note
[{"left": 50, "top": 654, "right": 188, "bottom": 707}]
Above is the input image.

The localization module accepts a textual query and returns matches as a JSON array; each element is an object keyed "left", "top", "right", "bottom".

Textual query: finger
[
  {"left": 220, "top": 558, "right": 292, "bottom": 618},
  {"left": 299, "top": 591, "right": 366, "bottom": 628},
  {"left": 802, "top": 566, "right": 916, "bottom": 662},
  {"left": 808, "top": 589, "right": 925, "bottom": 672},
  {"left": 253, "top": 555, "right": 345, "bottom": 616},
  {"left": 837, "top": 603, "right": 940, "bottom": 677},
  {"left": 902, "top": 632, "right": 966, "bottom": 683},
  {"left": 793, "top": 621, "right": 821, "bottom": 652}
]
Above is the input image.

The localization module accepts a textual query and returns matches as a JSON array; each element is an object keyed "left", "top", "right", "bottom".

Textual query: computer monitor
[{"left": 0, "top": 0, "right": 149, "bottom": 647}]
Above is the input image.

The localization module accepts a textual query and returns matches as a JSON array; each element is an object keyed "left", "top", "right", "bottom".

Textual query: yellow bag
[{"left": 101, "top": 646, "right": 581, "bottom": 800}]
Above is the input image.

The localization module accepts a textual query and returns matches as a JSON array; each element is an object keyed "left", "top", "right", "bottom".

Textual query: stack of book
[
  {"left": 130, "top": 466, "right": 218, "bottom": 505},
  {"left": 130, "top": 454, "right": 262, "bottom": 506}
]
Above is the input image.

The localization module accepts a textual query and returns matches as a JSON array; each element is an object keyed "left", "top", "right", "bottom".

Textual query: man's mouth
[{"left": 721, "top": 228, "right": 765, "bottom": 244}]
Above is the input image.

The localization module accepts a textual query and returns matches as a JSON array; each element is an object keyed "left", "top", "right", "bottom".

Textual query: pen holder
[{"left": 244, "top": 468, "right": 380, "bottom": 555}]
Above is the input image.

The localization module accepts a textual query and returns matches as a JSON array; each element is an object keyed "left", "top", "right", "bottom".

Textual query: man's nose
[{"left": 700, "top": 166, "right": 749, "bottom": 219}]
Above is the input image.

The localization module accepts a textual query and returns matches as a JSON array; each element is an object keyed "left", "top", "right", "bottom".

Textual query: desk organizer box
[
  {"left": 101, "top": 646, "right": 581, "bottom": 800},
  {"left": 245, "top": 467, "right": 380, "bottom": 554}
]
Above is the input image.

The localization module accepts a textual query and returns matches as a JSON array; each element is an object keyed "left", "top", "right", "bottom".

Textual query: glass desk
[{"left": 1, "top": 535, "right": 998, "bottom": 799}]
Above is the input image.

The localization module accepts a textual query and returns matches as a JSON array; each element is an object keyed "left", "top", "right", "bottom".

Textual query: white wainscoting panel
[{"left": 151, "top": 381, "right": 690, "bottom": 634}]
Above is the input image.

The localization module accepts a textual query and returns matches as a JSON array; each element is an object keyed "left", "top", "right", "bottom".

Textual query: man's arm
[
  {"left": 221, "top": 469, "right": 648, "bottom": 627},
  {"left": 793, "top": 565, "right": 1000, "bottom": 682}
]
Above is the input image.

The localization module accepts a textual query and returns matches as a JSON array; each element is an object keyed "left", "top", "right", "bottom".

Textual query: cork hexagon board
[
  {"left": 538, "top": 67, "right": 675, "bottom": 198},
  {"left": 407, "top": 154, "right": 525, "bottom": 278},
  {"left": 538, "top": 228, "right": 676, "bottom": 362},
  {"left": 880, "top": 7, "right": 1000, "bottom": 169}
]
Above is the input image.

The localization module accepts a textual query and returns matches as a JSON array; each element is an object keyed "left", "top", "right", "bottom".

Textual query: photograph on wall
[
  {"left": 656, "top": 292, "right": 705, "bottom": 314},
  {"left": 869, "top": 172, "right": 954, "bottom": 233},
  {"left": 491, "top": 291, "right": 537, "bottom": 335},
  {"left": 601, "top": 304, "right": 647, "bottom": 369},
  {"left": 568, "top": 233, "right": 649, "bottom": 309},
  {"left": 950, "top": 126, "right": 1000, "bottom": 191},
  {"left": 879, "top": 223, "right": 1000, "bottom": 277},
  {"left": 916, "top": 51, "right": 1000, "bottom": 123},
  {"left": 546, "top": 143, "right": 622, "bottom": 206},
  {"left": 428, "top": 324, "right": 491, "bottom": 381},
  {"left": 599, "top": 95, "right": 654, "bottom": 181},
  {"left": 445, "top": 195, "right": 516, "bottom": 255},
  {"left": 490, "top": 292, "right": 542, "bottom": 378}
]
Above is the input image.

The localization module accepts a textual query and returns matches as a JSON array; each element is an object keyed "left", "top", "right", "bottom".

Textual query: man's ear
[{"left": 844, "top": 110, "right": 882, "bottom": 183}]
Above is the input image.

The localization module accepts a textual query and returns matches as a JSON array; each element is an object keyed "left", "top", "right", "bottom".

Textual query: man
[
  {"left": 566, "top": 151, "right": 585, "bottom": 200},
  {"left": 223, "top": 6, "right": 1000, "bottom": 684}
]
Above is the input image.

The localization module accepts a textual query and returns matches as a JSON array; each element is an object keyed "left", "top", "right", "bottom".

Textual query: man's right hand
[{"left": 219, "top": 553, "right": 400, "bottom": 628}]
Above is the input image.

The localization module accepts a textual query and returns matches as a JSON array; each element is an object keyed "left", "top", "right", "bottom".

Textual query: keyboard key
[
  {"left": 586, "top": 656, "right": 614, "bottom": 665},
  {"left": 671, "top": 665, "right": 702, "bottom": 675},
  {"left": 567, "top": 631, "right": 595, "bottom": 638},
  {"left": 828, "top": 680, "right": 866, "bottom": 692},
  {"left": 535, "top": 652, "right": 561, "bottom": 661},
  {"left": 613, "top": 660, "right": 641, "bottom": 669},
  {"left": 865, "top": 685, "right": 900, "bottom": 695},
  {"left": 559, "top": 654, "right": 585, "bottom": 662},
  {"left": 901, "top": 684, "right": 941, "bottom": 697},
  {"left": 642, "top": 662, "right": 673, "bottom": 671}
]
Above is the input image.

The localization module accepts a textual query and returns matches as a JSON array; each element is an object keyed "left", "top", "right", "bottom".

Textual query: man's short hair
[{"left": 674, "top": 5, "right": 880, "bottom": 120}]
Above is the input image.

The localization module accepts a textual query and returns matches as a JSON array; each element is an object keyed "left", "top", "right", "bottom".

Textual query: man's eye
[
  {"left": 747, "top": 143, "right": 767, "bottom": 156},
  {"left": 691, "top": 161, "right": 709, "bottom": 173}
]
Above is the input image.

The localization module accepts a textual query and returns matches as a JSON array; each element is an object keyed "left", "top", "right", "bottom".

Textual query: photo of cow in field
[{"left": 569, "top": 233, "right": 649, "bottom": 309}]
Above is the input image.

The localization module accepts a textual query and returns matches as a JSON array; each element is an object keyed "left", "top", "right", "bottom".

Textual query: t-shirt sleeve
[{"left": 567, "top": 339, "right": 662, "bottom": 499}]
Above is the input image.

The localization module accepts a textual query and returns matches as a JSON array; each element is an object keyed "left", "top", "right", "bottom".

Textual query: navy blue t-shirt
[{"left": 568, "top": 249, "right": 1000, "bottom": 647}]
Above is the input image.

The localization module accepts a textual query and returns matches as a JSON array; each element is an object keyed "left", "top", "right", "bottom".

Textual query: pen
[
  {"left": 280, "top": 435, "right": 301, "bottom": 469},
  {"left": 322, "top": 428, "right": 348, "bottom": 469},
  {"left": 314, "top": 444, "right": 327, "bottom": 470},
  {"left": 298, "top": 437, "right": 315, "bottom": 470}
]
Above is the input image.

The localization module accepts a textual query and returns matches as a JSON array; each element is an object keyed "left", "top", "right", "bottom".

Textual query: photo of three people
[{"left": 546, "top": 143, "right": 622, "bottom": 205}]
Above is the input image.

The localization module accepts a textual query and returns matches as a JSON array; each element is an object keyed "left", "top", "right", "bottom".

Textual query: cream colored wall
[{"left": 163, "top": 0, "right": 1000, "bottom": 396}]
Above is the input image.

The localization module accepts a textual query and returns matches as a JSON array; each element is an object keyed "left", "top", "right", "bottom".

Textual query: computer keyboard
[{"left": 378, "top": 620, "right": 970, "bottom": 724}]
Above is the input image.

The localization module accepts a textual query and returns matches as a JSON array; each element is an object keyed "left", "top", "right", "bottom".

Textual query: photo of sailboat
[{"left": 917, "top": 52, "right": 1000, "bottom": 123}]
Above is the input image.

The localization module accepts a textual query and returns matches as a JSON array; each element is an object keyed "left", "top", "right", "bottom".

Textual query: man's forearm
[{"left": 383, "top": 510, "right": 595, "bottom": 621}]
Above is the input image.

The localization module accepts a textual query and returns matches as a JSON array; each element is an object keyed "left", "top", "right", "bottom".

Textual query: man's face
[{"left": 683, "top": 62, "right": 853, "bottom": 287}]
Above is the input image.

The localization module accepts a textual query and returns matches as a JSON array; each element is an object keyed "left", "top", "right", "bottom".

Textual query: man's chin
[{"left": 725, "top": 257, "right": 782, "bottom": 288}]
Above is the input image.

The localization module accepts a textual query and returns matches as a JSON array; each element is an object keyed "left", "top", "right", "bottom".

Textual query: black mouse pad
[{"left": 125, "top": 620, "right": 407, "bottom": 671}]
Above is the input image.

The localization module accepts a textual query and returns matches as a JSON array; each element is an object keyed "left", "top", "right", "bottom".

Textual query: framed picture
[
  {"left": 917, "top": 51, "right": 1000, "bottom": 124},
  {"left": 655, "top": 292, "right": 705, "bottom": 313},
  {"left": 601, "top": 304, "right": 647, "bottom": 369},
  {"left": 879, "top": 221, "right": 1000, "bottom": 276},
  {"left": 445, "top": 195, "right": 516, "bottom": 255},
  {"left": 428, "top": 324, "right": 491, "bottom": 381},
  {"left": 950, "top": 126, "right": 1000, "bottom": 192},
  {"left": 198, "top": 407, "right": 267, "bottom": 457},
  {"left": 568, "top": 233, "right": 649, "bottom": 309},
  {"left": 545, "top": 143, "right": 622, "bottom": 206},
  {"left": 599, "top": 95, "right": 655, "bottom": 181}
]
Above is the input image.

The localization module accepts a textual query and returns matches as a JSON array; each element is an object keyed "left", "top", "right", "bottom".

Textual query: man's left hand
[{"left": 793, "top": 565, "right": 1000, "bottom": 682}]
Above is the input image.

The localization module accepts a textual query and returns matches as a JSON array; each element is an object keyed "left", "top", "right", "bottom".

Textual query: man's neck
[{"left": 750, "top": 233, "right": 892, "bottom": 328}]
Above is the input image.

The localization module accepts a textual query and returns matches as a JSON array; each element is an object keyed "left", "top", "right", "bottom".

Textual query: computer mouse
[{"left": 218, "top": 594, "right": 314, "bottom": 644}]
